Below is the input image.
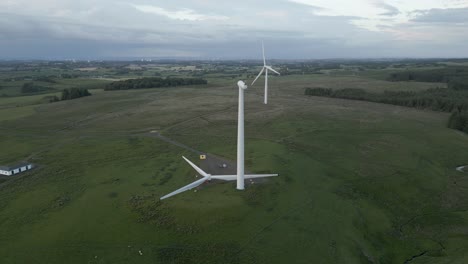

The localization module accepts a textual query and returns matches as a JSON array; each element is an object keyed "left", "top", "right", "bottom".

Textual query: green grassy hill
[{"left": 0, "top": 73, "right": 467, "bottom": 263}]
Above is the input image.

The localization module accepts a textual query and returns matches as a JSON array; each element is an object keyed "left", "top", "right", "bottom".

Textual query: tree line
[
  {"left": 104, "top": 77, "right": 208, "bottom": 91},
  {"left": 61, "top": 88, "right": 91, "bottom": 100},
  {"left": 305, "top": 88, "right": 468, "bottom": 112},
  {"left": 386, "top": 66, "right": 468, "bottom": 133},
  {"left": 41, "top": 88, "right": 91, "bottom": 103},
  {"left": 305, "top": 87, "right": 468, "bottom": 133},
  {"left": 387, "top": 66, "right": 468, "bottom": 90},
  {"left": 448, "top": 111, "right": 468, "bottom": 133}
]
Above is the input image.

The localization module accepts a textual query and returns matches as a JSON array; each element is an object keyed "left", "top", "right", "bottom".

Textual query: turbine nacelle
[{"left": 237, "top": 80, "right": 248, "bottom": 90}]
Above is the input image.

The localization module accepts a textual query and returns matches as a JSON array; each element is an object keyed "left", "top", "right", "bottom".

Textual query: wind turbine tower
[{"left": 237, "top": 80, "right": 247, "bottom": 190}]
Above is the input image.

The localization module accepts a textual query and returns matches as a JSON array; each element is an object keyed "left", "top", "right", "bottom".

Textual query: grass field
[
  {"left": 0, "top": 71, "right": 467, "bottom": 263},
  {"left": 0, "top": 77, "right": 110, "bottom": 97}
]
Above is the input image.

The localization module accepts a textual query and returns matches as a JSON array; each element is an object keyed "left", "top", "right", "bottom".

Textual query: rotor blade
[
  {"left": 211, "top": 174, "right": 279, "bottom": 181},
  {"left": 262, "top": 41, "right": 266, "bottom": 66},
  {"left": 265, "top": 66, "right": 280, "bottom": 75},
  {"left": 245, "top": 174, "right": 278, "bottom": 179},
  {"left": 160, "top": 176, "right": 208, "bottom": 200},
  {"left": 182, "top": 156, "right": 208, "bottom": 177},
  {"left": 211, "top": 175, "right": 237, "bottom": 181},
  {"left": 251, "top": 67, "right": 265, "bottom": 86}
]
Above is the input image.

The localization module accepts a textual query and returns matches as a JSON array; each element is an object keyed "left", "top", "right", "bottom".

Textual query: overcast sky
[{"left": 1, "top": 0, "right": 468, "bottom": 60}]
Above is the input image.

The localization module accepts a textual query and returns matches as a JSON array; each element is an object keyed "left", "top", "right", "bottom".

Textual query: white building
[{"left": 0, "top": 163, "right": 34, "bottom": 176}]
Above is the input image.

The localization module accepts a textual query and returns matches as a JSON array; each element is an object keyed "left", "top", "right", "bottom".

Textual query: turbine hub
[{"left": 237, "top": 80, "right": 248, "bottom": 90}]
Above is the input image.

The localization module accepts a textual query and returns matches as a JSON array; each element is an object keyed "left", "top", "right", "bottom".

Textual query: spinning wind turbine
[{"left": 251, "top": 41, "right": 280, "bottom": 104}]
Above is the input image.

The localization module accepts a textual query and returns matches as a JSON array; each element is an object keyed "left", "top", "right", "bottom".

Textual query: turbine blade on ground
[
  {"left": 251, "top": 67, "right": 265, "bottom": 86},
  {"left": 211, "top": 175, "right": 237, "bottom": 181},
  {"left": 245, "top": 174, "right": 278, "bottom": 178},
  {"left": 211, "top": 174, "right": 279, "bottom": 181},
  {"left": 182, "top": 156, "right": 208, "bottom": 177},
  {"left": 160, "top": 177, "right": 208, "bottom": 200},
  {"left": 265, "top": 66, "right": 280, "bottom": 75}
]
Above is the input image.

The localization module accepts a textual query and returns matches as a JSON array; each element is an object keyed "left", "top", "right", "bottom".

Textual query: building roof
[{"left": 0, "top": 162, "right": 32, "bottom": 171}]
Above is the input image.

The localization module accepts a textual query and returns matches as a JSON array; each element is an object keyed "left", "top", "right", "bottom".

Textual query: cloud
[
  {"left": 411, "top": 8, "right": 468, "bottom": 24},
  {"left": 289, "top": 0, "right": 381, "bottom": 18},
  {"left": 132, "top": 4, "right": 229, "bottom": 21},
  {"left": 288, "top": 0, "right": 400, "bottom": 31},
  {"left": 287, "top": 0, "right": 468, "bottom": 30},
  {"left": 0, "top": 0, "right": 468, "bottom": 59},
  {"left": 377, "top": 2, "right": 400, "bottom": 16}
]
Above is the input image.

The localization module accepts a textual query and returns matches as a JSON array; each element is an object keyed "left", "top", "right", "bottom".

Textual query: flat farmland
[{"left": 0, "top": 70, "right": 467, "bottom": 264}]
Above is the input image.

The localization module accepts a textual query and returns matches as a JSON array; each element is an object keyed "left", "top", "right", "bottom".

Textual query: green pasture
[
  {"left": 0, "top": 78, "right": 110, "bottom": 97},
  {"left": 0, "top": 67, "right": 467, "bottom": 263}
]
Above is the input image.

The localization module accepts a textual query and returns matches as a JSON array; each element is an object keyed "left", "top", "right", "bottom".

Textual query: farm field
[{"left": 0, "top": 61, "right": 468, "bottom": 264}]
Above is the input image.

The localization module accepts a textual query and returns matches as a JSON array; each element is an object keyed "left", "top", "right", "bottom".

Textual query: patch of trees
[
  {"left": 104, "top": 77, "right": 208, "bottom": 91},
  {"left": 61, "top": 88, "right": 91, "bottom": 100},
  {"left": 448, "top": 111, "right": 468, "bottom": 133},
  {"left": 388, "top": 67, "right": 468, "bottom": 90},
  {"left": 21, "top": 82, "right": 52, "bottom": 94},
  {"left": 305, "top": 88, "right": 468, "bottom": 112},
  {"left": 388, "top": 70, "right": 447, "bottom": 82},
  {"left": 22, "top": 83, "right": 89, "bottom": 103},
  {"left": 305, "top": 87, "right": 468, "bottom": 134},
  {"left": 448, "top": 77, "right": 468, "bottom": 90}
]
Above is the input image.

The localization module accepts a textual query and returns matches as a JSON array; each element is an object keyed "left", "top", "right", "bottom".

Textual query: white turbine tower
[
  {"left": 160, "top": 81, "right": 278, "bottom": 200},
  {"left": 252, "top": 41, "right": 280, "bottom": 104}
]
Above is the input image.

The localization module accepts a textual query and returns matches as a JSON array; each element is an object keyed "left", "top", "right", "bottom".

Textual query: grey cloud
[
  {"left": 377, "top": 2, "right": 400, "bottom": 17},
  {"left": 287, "top": 0, "right": 326, "bottom": 13},
  {"left": 0, "top": 15, "right": 390, "bottom": 60},
  {"left": 411, "top": 8, "right": 468, "bottom": 24},
  {"left": 0, "top": 1, "right": 467, "bottom": 59}
]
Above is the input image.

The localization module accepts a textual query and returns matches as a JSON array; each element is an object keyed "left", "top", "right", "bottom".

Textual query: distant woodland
[
  {"left": 61, "top": 88, "right": 91, "bottom": 100},
  {"left": 448, "top": 111, "right": 468, "bottom": 133},
  {"left": 387, "top": 66, "right": 468, "bottom": 90},
  {"left": 104, "top": 77, "right": 208, "bottom": 91},
  {"left": 305, "top": 88, "right": 468, "bottom": 113},
  {"left": 306, "top": 66, "right": 468, "bottom": 134}
]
